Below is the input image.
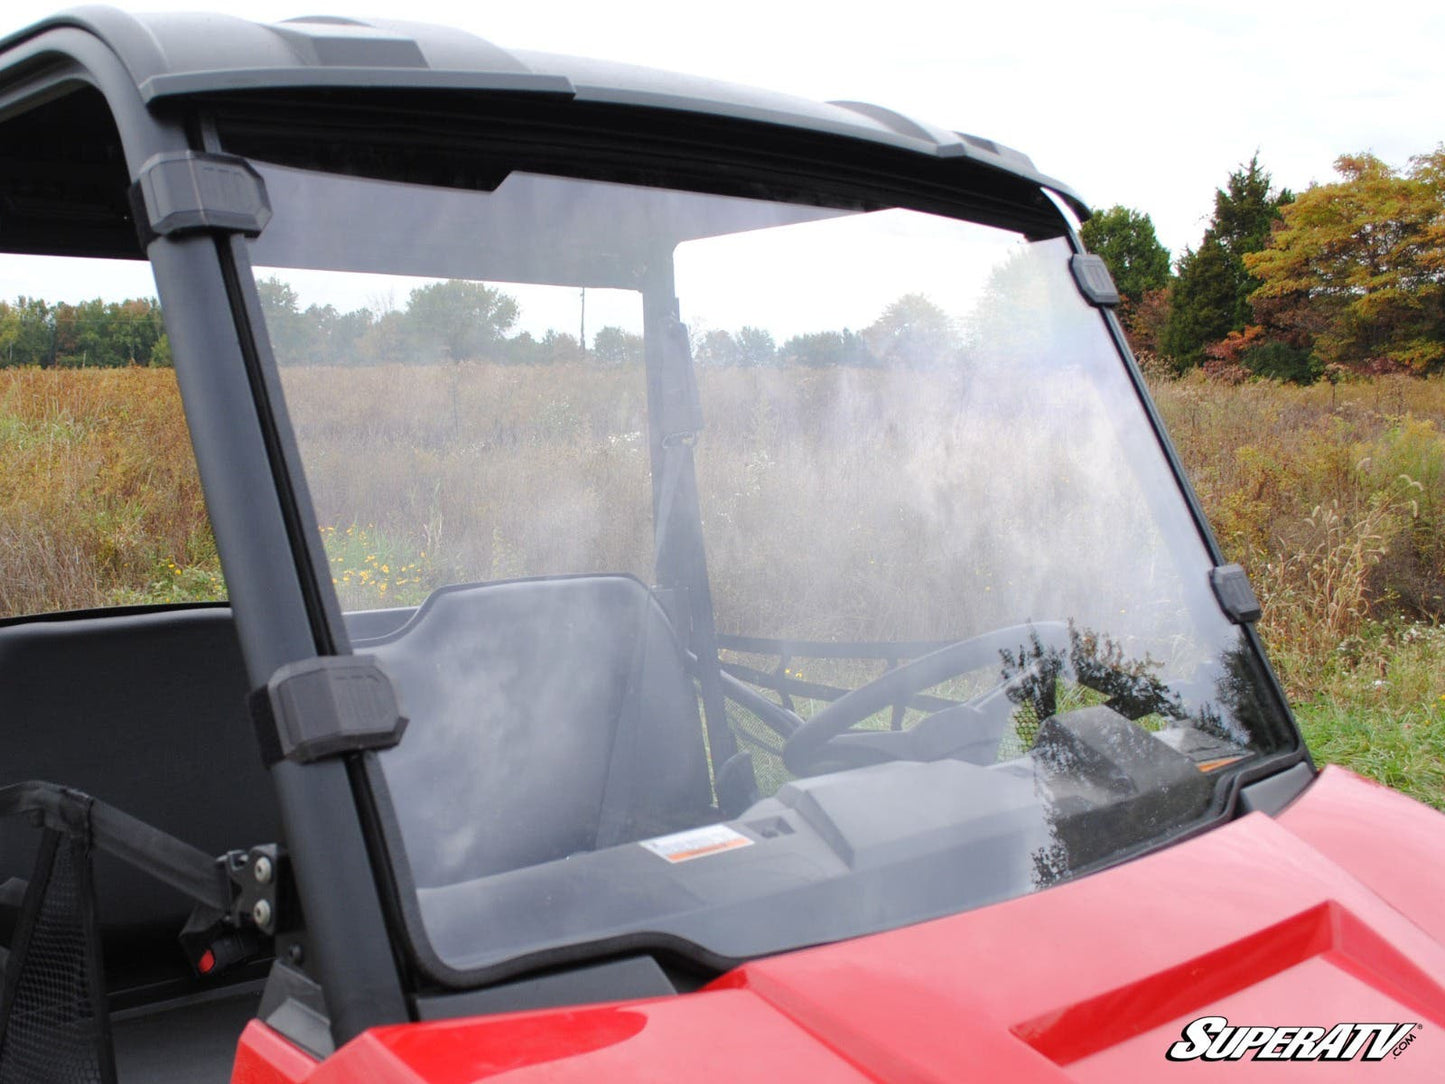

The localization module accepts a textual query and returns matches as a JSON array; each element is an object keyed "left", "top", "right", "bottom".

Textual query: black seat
[
  {"left": 0, "top": 607, "right": 279, "bottom": 991},
  {"left": 362, "top": 575, "right": 714, "bottom": 887}
]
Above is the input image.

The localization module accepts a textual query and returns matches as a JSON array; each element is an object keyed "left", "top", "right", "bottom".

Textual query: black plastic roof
[{"left": 1, "top": 6, "right": 1088, "bottom": 217}]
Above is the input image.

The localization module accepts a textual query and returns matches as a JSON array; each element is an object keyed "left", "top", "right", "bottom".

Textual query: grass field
[
  {"left": 1153, "top": 374, "right": 1445, "bottom": 806},
  {"left": 1, "top": 363, "right": 1441, "bottom": 808}
]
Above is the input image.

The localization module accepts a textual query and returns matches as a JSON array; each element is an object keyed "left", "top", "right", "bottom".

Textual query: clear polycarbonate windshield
[{"left": 245, "top": 161, "right": 1292, "bottom": 980}]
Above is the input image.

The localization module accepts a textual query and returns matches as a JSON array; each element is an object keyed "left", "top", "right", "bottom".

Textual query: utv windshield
[{"left": 244, "top": 159, "right": 1292, "bottom": 981}]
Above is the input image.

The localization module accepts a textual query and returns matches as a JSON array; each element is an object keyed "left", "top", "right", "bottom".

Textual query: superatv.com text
[{"left": 1166, "top": 1017, "right": 1418, "bottom": 1062}]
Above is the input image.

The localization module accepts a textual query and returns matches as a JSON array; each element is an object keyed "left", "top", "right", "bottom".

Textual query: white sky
[{"left": 2, "top": 0, "right": 1441, "bottom": 324}]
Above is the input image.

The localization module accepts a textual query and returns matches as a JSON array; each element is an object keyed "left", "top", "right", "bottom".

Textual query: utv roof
[{"left": 0, "top": 6, "right": 1088, "bottom": 217}]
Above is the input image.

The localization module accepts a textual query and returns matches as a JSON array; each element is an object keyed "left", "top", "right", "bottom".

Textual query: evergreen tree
[
  {"left": 1078, "top": 205, "right": 1172, "bottom": 304},
  {"left": 1164, "top": 156, "right": 1291, "bottom": 368},
  {"left": 1163, "top": 240, "right": 1237, "bottom": 369}
]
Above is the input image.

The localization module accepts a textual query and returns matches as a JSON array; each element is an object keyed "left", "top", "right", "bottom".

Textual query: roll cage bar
[{"left": 0, "top": 26, "right": 408, "bottom": 1042}]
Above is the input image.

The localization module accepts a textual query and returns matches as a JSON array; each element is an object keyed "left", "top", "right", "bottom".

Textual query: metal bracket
[
  {"left": 251, "top": 656, "right": 408, "bottom": 765},
  {"left": 226, "top": 843, "right": 288, "bottom": 936},
  {"left": 129, "top": 151, "right": 272, "bottom": 246},
  {"left": 1210, "top": 563, "right": 1262, "bottom": 625},
  {"left": 1070, "top": 253, "right": 1121, "bottom": 307},
  {"left": 180, "top": 843, "right": 293, "bottom": 977}
]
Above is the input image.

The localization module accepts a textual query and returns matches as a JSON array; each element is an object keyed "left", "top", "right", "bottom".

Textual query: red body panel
[{"left": 234, "top": 766, "right": 1445, "bottom": 1081}]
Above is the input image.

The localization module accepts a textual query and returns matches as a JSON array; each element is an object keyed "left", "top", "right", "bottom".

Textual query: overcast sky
[{"left": 2, "top": 0, "right": 1440, "bottom": 288}]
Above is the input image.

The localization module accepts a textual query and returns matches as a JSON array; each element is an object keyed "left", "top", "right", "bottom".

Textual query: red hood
[{"left": 236, "top": 766, "right": 1445, "bottom": 1082}]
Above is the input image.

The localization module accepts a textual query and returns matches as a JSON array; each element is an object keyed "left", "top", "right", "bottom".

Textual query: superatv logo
[{"left": 1167, "top": 1016, "right": 1417, "bottom": 1062}]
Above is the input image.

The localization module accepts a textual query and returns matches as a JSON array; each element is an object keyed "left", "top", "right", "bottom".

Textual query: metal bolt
[
  {"left": 287, "top": 942, "right": 305, "bottom": 966},
  {"left": 253, "top": 855, "right": 273, "bottom": 885},
  {"left": 251, "top": 898, "right": 273, "bottom": 929}
]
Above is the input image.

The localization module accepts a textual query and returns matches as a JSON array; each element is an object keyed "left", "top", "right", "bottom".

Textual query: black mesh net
[{"left": 0, "top": 828, "right": 115, "bottom": 1084}]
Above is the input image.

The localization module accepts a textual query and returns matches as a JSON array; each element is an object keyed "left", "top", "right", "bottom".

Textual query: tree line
[
  {"left": 0, "top": 296, "right": 169, "bottom": 368},
  {"left": 0, "top": 278, "right": 958, "bottom": 372},
  {"left": 1081, "top": 146, "right": 1445, "bottom": 382},
  {"left": 258, "top": 277, "right": 960, "bottom": 370}
]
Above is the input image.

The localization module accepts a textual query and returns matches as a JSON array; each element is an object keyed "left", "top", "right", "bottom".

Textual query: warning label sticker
[{"left": 640, "top": 824, "right": 754, "bottom": 864}]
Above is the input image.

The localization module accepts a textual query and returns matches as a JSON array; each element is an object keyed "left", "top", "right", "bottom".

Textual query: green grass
[
  {"left": 1296, "top": 699, "right": 1445, "bottom": 810},
  {"left": 106, "top": 558, "right": 224, "bottom": 607},
  {"left": 1275, "top": 619, "right": 1445, "bottom": 810},
  {"left": 320, "top": 522, "right": 434, "bottom": 609}
]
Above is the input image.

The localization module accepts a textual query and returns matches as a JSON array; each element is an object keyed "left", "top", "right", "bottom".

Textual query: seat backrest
[
  {"left": 363, "top": 575, "right": 713, "bottom": 888},
  {"left": 0, "top": 607, "right": 279, "bottom": 987}
]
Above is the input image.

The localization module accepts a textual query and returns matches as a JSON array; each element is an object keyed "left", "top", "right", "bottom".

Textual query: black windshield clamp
[
  {"left": 129, "top": 151, "right": 272, "bottom": 247},
  {"left": 1070, "top": 253, "right": 1121, "bottom": 307},
  {"left": 250, "top": 656, "right": 408, "bottom": 765},
  {"left": 1210, "top": 563, "right": 1262, "bottom": 624}
]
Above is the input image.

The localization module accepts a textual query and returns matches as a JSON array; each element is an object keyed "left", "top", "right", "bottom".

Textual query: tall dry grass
[
  {"left": 277, "top": 362, "right": 656, "bottom": 611},
  {"left": 5, "top": 364, "right": 1445, "bottom": 676},
  {"left": 3, "top": 362, "right": 1441, "bottom": 804},
  {"left": 276, "top": 360, "right": 1186, "bottom": 646},
  {"left": 1150, "top": 372, "right": 1445, "bottom": 692},
  {"left": 0, "top": 367, "right": 214, "bottom": 616}
]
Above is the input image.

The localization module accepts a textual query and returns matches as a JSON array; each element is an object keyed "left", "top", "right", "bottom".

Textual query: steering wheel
[{"left": 781, "top": 621, "right": 1072, "bottom": 775}]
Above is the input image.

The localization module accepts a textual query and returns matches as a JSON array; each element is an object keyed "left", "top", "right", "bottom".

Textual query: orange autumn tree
[{"left": 1246, "top": 149, "right": 1445, "bottom": 374}]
